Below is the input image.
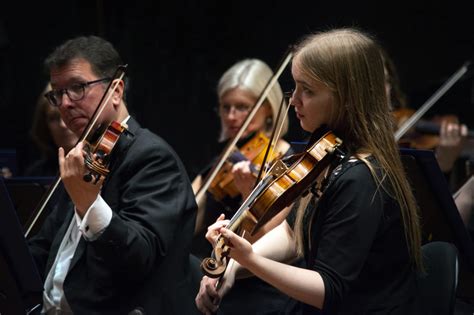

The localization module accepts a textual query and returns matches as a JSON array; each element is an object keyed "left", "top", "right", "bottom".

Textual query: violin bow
[
  {"left": 394, "top": 61, "right": 471, "bottom": 142},
  {"left": 254, "top": 89, "right": 292, "bottom": 184}
]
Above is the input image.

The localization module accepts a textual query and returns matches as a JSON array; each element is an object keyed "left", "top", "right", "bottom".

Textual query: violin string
[
  {"left": 227, "top": 94, "right": 291, "bottom": 230},
  {"left": 262, "top": 99, "right": 291, "bottom": 178}
]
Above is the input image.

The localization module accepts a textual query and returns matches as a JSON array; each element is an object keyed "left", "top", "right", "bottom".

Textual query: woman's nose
[
  {"left": 224, "top": 108, "right": 238, "bottom": 119},
  {"left": 290, "top": 91, "right": 300, "bottom": 107}
]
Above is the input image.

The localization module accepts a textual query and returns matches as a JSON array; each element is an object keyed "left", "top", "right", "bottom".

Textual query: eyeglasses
[
  {"left": 218, "top": 104, "right": 252, "bottom": 116},
  {"left": 44, "top": 78, "right": 111, "bottom": 107}
]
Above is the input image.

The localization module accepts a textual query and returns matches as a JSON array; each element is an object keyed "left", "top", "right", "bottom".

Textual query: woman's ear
[
  {"left": 265, "top": 116, "right": 273, "bottom": 129},
  {"left": 264, "top": 102, "right": 273, "bottom": 129}
]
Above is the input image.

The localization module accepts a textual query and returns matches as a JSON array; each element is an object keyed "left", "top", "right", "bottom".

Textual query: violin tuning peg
[{"left": 325, "top": 146, "right": 335, "bottom": 154}]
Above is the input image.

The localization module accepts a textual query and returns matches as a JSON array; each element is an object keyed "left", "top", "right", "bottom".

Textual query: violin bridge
[{"left": 268, "top": 159, "right": 288, "bottom": 177}]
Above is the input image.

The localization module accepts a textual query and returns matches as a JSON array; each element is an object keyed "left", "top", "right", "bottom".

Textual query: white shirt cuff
[{"left": 75, "top": 195, "right": 112, "bottom": 241}]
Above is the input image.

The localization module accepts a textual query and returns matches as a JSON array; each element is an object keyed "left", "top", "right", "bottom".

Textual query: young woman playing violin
[
  {"left": 191, "top": 58, "right": 297, "bottom": 314},
  {"left": 196, "top": 28, "right": 423, "bottom": 314}
]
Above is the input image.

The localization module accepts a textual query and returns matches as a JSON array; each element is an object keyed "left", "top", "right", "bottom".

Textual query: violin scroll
[{"left": 201, "top": 236, "right": 230, "bottom": 278}]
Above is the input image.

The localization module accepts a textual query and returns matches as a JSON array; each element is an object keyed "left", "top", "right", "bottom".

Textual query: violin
[
  {"left": 393, "top": 61, "right": 470, "bottom": 145},
  {"left": 394, "top": 108, "right": 455, "bottom": 149},
  {"left": 24, "top": 65, "right": 128, "bottom": 238},
  {"left": 201, "top": 129, "right": 345, "bottom": 278},
  {"left": 83, "top": 120, "right": 127, "bottom": 184},
  {"left": 207, "top": 131, "right": 286, "bottom": 202},
  {"left": 394, "top": 108, "right": 474, "bottom": 149}
]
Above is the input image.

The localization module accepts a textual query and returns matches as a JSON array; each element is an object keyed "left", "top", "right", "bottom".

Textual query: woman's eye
[
  {"left": 302, "top": 87, "right": 313, "bottom": 94},
  {"left": 235, "top": 104, "right": 251, "bottom": 112}
]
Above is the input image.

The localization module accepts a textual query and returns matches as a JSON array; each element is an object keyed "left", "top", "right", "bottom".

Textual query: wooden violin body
[
  {"left": 83, "top": 121, "right": 127, "bottom": 183},
  {"left": 208, "top": 131, "right": 285, "bottom": 202},
  {"left": 393, "top": 108, "right": 466, "bottom": 149},
  {"left": 201, "top": 130, "right": 344, "bottom": 278}
]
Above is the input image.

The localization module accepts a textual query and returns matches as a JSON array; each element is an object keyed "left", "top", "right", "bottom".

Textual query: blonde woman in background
[{"left": 191, "top": 58, "right": 298, "bottom": 314}]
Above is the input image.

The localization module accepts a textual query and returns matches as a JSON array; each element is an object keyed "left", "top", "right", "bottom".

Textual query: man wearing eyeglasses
[{"left": 28, "top": 35, "right": 199, "bottom": 315}]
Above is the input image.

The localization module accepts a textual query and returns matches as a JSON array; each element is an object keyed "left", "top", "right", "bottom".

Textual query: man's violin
[{"left": 83, "top": 121, "right": 128, "bottom": 184}]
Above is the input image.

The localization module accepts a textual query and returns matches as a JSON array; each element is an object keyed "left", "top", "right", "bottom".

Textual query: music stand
[
  {"left": 400, "top": 148, "right": 474, "bottom": 300},
  {"left": 453, "top": 175, "right": 474, "bottom": 229},
  {"left": 0, "top": 178, "right": 43, "bottom": 314},
  {"left": 3, "top": 177, "right": 55, "bottom": 232}
]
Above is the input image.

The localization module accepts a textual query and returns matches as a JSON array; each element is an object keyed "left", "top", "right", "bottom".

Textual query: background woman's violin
[
  {"left": 208, "top": 131, "right": 285, "bottom": 201},
  {"left": 393, "top": 108, "right": 473, "bottom": 149},
  {"left": 194, "top": 51, "right": 293, "bottom": 206},
  {"left": 201, "top": 129, "right": 345, "bottom": 278}
]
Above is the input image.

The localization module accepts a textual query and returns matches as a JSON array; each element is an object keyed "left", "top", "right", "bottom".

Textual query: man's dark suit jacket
[{"left": 28, "top": 117, "right": 199, "bottom": 314}]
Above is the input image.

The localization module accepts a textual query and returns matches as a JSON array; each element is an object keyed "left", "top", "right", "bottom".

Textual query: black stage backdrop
[{"left": 1, "top": 1, "right": 473, "bottom": 179}]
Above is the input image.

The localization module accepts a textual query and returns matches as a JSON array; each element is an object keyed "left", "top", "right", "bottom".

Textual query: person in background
[
  {"left": 192, "top": 58, "right": 291, "bottom": 253},
  {"left": 196, "top": 28, "right": 423, "bottom": 314},
  {"left": 24, "top": 83, "right": 78, "bottom": 177},
  {"left": 382, "top": 47, "right": 468, "bottom": 183},
  {"left": 191, "top": 58, "right": 297, "bottom": 314}
]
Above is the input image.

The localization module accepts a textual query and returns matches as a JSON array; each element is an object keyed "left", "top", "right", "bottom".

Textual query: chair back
[{"left": 417, "top": 241, "right": 458, "bottom": 315}]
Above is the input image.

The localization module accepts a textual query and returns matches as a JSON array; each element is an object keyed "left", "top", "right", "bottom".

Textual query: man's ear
[{"left": 111, "top": 79, "right": 124, "bottom": 108}]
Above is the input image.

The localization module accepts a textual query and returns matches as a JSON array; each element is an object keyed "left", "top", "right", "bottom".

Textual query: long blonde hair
[{"left": 292, "top": 28, "right": 422, "bottom": 270}]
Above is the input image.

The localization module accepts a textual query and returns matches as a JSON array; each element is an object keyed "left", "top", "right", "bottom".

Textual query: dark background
[{"left": 1, "top": 1, "right": 473, "bottom": 179}]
